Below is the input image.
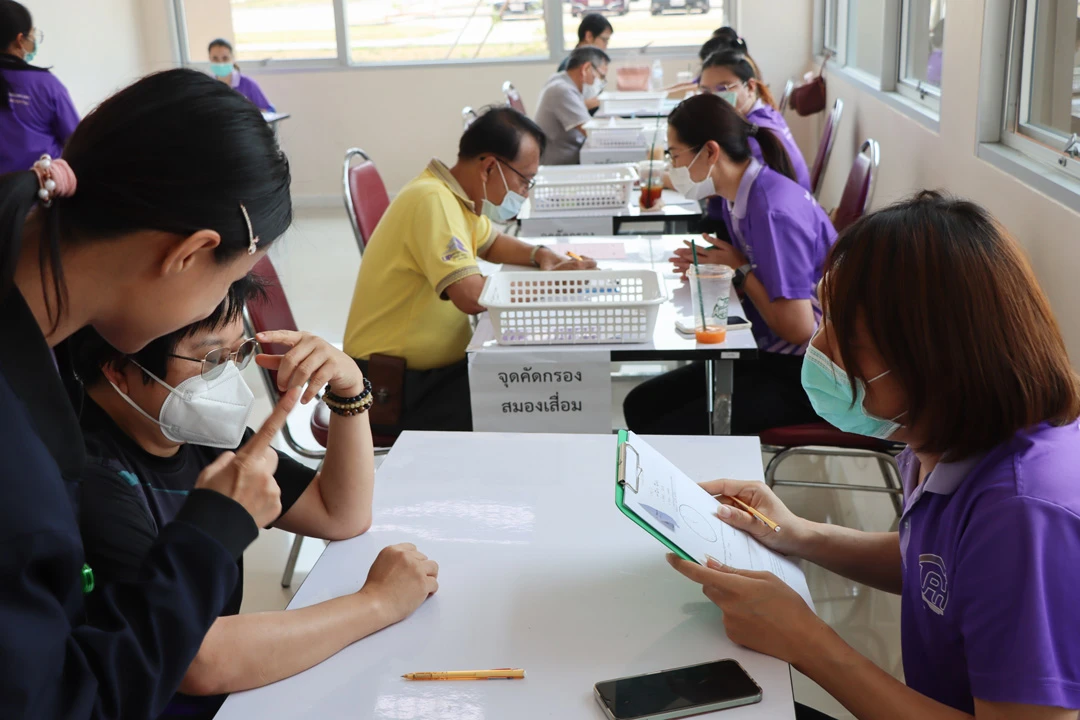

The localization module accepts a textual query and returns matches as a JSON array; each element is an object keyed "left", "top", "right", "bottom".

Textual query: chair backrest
[
  {"left": 244, "top": 255, "right": 298, "bottom": 401},
  {"left": 810, "top": 98, "right": 844, "bottom": 198},
  {"left": 462, "top": 106, "right": 478, "bottom": 130},
  {"left": 502, "top": 81, "right": 525, "bottom": 114},
  {"left": 778, "top": 79, "right": 795, "bottom": 114},
  {"left": 342, "top": 148, "right": 391, "bottom": 256},
  {"left": 832, "top": 139, "right": 880, "bottom": 233}
]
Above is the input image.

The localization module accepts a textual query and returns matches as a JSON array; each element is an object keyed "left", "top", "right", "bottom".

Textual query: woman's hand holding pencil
[{"left": 699, "top": 478, "right": 810, "bottom": 556}]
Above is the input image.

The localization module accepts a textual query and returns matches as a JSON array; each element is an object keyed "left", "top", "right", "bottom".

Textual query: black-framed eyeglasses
[
  {"left": 497, "top": 158, "right": 537, "bottom": 191},
  {"left": 169, "top": 338, "right": 259, "bottom": 381},
  {"left": 590, "top": 63, "right": 608, "bottom": 83}
]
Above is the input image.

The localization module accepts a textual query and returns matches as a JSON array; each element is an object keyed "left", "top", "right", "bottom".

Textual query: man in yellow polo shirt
[{"left": 344, "top": 107, "right": 595, "bottom": 433}]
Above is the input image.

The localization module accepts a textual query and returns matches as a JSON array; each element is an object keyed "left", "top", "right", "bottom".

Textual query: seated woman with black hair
[
  {"left": 699, "top": 49, "right": 810, "bottom": 192},
  {"left": 72, "top": 278, "right": 439, "bottom": 720},
  {"left": 670, "top": 192, "right": 1080, "bottom": 720},
  {"left": 625, "top": 93, "right": 835, "bottom": 436},
  {"left": 208, "top": 38, "right": 275, "bottom": 112}
]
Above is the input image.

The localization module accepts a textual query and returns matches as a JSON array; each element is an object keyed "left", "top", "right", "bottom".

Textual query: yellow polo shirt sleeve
[{"left": 407, "top": 189, "right": 496, "bottom": 298}]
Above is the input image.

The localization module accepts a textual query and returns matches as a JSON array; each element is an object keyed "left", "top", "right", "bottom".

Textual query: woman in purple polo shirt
[
  {"left": 671, "top": 192, "right": 1080, "bottom": 719},
  {"left": 0, "top": 1, "right": 79, "bottom": 175},
  {"left": 700, "top": 49, "right": 811, "bottom": 192},
  {"left": 624, "top": 93, "right": 836, "bottom": 435},
  {"left": 208, "top": 38, "right": 275, "bottom": 113}
]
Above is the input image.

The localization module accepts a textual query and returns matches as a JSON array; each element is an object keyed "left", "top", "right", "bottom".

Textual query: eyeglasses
[
  {"left": 29, "top": 28, "right": 43, "bottom": 45},
  {"left": 497, "top": 158, "right": 537, "bottom": 191},
  {"left": 699, "top": 82, "right": 742, "bottom": 95},
  {"left": 663, "top": 146, "right": 700, "bottom": 162},
  {"left": 169, "top": 338, "right": 259, "bottom": 381},
  {"left": 590, "top": 64, "right": 608, "bottom": 83}
]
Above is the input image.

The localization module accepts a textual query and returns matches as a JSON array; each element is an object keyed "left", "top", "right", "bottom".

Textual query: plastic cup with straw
[{"left": 688, "top": 243, "right": 731, "bottom": 344}]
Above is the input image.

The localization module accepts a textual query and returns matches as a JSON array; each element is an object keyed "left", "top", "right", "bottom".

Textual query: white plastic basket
[
  {"left": 584, "top": 126, "right": 648, "bottom": 149},
  {"left": 479, "top": 270, "right": 666, "bottom": 345},
  {"left": 531, "top": 164, "right": 638, "bottom": 212},
  {"left": 598, "top": 91, "right": 668, "bottom": 116}
]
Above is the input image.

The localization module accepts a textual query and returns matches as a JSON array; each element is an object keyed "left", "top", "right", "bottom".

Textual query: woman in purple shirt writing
[
  {"left": 671, "top": 192, "right": 1080, "bottom": 720},
  {"left": 208, "top": 38, "right": 275, "bottom": 113},
  {"left": 0, "top": 1, "right": 80, "bottom": 175},
  {"left": 624, "top": 93, "right": 835, "bottom": 435}
]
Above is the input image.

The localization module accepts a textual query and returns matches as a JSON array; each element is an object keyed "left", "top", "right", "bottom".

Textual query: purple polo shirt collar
[
  {"left": 230, "top": 70, "right": 241, "bottom": 89},
  {"left": 726, "top": 157, "right": 764, "bottom": 223},
  {"left": 898, "top": 451, "right": 987, "bottom": 562}
]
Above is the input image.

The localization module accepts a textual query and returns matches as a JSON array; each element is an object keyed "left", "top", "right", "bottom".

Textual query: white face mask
[
  {"left": 584, "top": 76, "right": 605, "bottom": 100},
  {"left": 110, "top": 361, "right": 255, "bottom": 449},
  {"left": 668, "top": 147, "right": 717, "bottom": 200}
]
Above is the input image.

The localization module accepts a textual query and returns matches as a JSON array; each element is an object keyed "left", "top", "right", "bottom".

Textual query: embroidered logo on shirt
[
  {"left": 918, "top": 553, "right": 949, "bottom": 615},
  {"left": 441, "top": 236, "right": 470, "bottom": 263}
]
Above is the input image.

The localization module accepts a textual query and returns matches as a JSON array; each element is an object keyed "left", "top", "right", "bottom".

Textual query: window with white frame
[
  {"left": 846, "top": 0, "right": 885, "bottom": 78},
  {"left": 561, "top": 0, "right": 726, "bottom": 54},
  {"left": 897, "top": 0, "right": 945, "bottom": 106},
  {"left": 823, "top": 0, "right": 841, "bottom": 54},
  {"left": 998, "top": 0, "right": 1080, "bottom": 177},
  {"left": 175, "top": 0, "right": 728, "bottom": 67},
  {"left": 180, "top": 0, "right": 339, "bottom": 62}
]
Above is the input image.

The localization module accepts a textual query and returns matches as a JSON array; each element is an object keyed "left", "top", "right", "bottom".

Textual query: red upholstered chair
[
  {"left": 832, "top": 139, "right": 880, "bottom": 233},
  {"left": 342, "top": 148, "right": 391, "bottom": 256},
  {"left": 462, "top": 106, "right": 478, "bottom": 130},
  {"left": 777, "top": 79, "right": 795, "bottom": 115},
  {"left": 245, "top": 255, "right": 395, "bottom": 587},
  {"left": 503, "top": 81, "right": 526, "bottom": 114},
  {"left": 759, "top": 423, "right": 904, "bottom": 519},
  {"left": 244, "top": 255, "right": 325, "bottom": 463},
  {"left": 809, "top": 98, "right": 844, "bottom": 199}
]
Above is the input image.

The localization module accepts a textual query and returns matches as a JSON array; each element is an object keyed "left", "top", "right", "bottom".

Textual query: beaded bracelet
[{"left": 323, "top": 378, "right": 374, "bottom": 417}]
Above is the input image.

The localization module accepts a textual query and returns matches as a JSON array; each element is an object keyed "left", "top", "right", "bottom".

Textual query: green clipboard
[{"left": 615, "top": 429, "right": 696, "bottom": 563}]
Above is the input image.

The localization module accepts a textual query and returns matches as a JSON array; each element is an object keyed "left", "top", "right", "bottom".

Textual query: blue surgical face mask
[
  {"left": 718, "top": 90, "right": 738, "bottom": 107},
  {"left": 210, "top": 62, "right": 234, "bottom": 78},
  {"left": 481, "top": 162, "right": 526, "bottom": 223},
  {"left": 23, "top": 37, "right": 37, "bottom": 63},
  {"left": 801, "top": 338, "right": 905, "bottom": 439}
]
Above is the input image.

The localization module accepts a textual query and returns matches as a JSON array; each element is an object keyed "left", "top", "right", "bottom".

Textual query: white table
[
  {"left": 216, "top": 432, "right": 797, "bottom": 720},
  {"left": 470, "top": 236, "right": 760, "bottom": 435},
  {"left": 517, "top": 190, "right": 701, "bottom": 237}
]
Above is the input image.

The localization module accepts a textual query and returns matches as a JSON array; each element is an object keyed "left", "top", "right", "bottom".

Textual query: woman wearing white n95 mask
[
  {"left": 625, "top": 92, "right": 836, "bottom": 436},
  {"left": 70, "top": 276, "right": 439, "bottom": 720}
]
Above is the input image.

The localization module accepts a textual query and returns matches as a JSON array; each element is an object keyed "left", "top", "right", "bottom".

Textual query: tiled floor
[{"left": 242, "top": 208, "right": 904, "bottom": 719}]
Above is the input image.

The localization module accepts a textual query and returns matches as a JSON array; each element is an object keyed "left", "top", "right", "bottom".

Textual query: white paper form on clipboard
[{"left": 616, "top": 431, "right": 815, "bottom": 610}]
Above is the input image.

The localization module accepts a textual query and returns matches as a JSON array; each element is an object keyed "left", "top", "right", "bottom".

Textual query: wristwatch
[
  {"left": 732, "top": 262, "right": 753, "bottom": 289},
  {"left": 530, "top": 244, "right": 549, "bottom": 268}
]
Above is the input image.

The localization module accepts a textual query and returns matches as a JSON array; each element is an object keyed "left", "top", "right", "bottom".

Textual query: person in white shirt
[{"left": 534, "top": 46, "right": 610, "bottom": 165}]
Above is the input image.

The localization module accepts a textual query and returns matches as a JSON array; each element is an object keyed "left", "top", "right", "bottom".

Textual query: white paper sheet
[
  {"left": 468, "top": 349, "right": 612, "bottom": 433},
  {"left": 621, "top": 431, "right": 815, "bottom": 609}
]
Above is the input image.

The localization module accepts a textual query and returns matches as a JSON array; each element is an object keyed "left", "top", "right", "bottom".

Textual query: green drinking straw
[{"left": 691, "top": 242, "right": 708, "bottom": 332}]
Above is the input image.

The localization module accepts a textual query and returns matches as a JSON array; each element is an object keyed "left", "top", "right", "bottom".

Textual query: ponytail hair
[
  {"left": 702, "top": 49, "right": 775, "bottom": 109},
  {"left": 0, "top": 68, "right": 292, "bottom": 328},
  {"left": 668, "top": 93, "right": 796, "bottom": 183}
]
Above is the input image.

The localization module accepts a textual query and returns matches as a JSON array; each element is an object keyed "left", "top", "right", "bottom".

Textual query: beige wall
[
  {"left": 28, "top": 0, "right": 147, "bottom": 115},
  {"left": 815, "top": 0, "right": 1080, "bottom": 361},
  {"left": 136, "top": 0, "right": 815, "bottom": 199}
]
